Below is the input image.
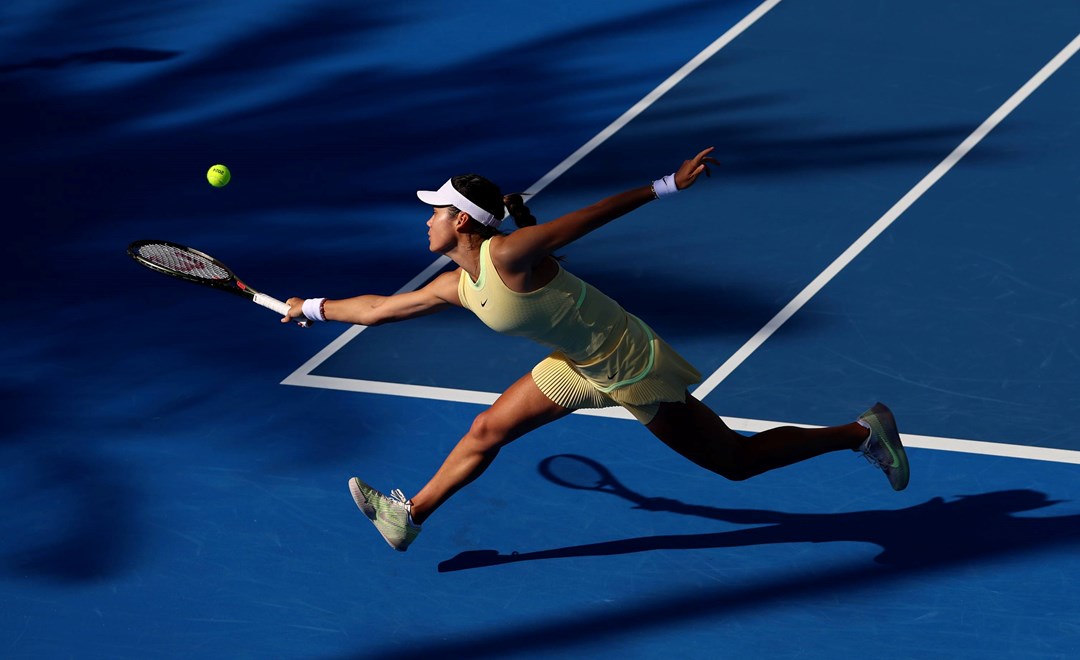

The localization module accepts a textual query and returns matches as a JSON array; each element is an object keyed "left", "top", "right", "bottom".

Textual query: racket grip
[{"left": 253, "top": 293, "right": 312, "bottom": 328}]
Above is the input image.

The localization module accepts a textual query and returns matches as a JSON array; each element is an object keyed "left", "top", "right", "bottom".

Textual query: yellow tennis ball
[{"left": 207, "top": 164, "right": 231, "bottom": 188}]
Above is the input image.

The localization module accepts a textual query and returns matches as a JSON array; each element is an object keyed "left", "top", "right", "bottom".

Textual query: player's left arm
[{"left": 494, "top": 147, "right": 717, "bottom": 270}]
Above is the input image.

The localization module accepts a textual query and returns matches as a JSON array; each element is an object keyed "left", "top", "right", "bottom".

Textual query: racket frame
[{"left": 127, "top": 239, "right": 309, "bottom": 326}]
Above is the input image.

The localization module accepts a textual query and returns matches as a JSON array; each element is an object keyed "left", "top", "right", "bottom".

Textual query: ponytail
[
  {"left": 504, "top": 192, "right": 563, "bottom": 260},
  {"left": 503, "top": 193, "right": 537, "bottom": 229},
  {"left": 443, "top": 175, "right": 543, "bottom": 239}
]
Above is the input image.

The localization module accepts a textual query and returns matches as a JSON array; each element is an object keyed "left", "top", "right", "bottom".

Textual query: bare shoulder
[
  {"left": 485, "top": 235, "right": 507, "bottom": 257},
  {"left": 425, "top": 268, "right": 464, "bottom": 306},
  {"left": 486, "top": 232, "right": 541, "bottom": 274}
]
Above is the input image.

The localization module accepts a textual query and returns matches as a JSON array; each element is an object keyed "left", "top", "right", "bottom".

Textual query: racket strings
[{"left": 137, "top": 244, "right": 230, "bottom": 281}]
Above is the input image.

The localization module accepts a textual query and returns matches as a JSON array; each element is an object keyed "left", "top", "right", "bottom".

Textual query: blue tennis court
[{"left": 4, "top": 1, "right": 1079, "bottom": 658}]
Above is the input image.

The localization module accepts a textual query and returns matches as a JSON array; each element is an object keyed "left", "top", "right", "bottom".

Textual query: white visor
[{"left": 417, "top": 179, "right": 503, "bottom": 227}]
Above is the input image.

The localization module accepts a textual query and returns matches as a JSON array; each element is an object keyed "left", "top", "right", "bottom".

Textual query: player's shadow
[
  {"left": 369, "top": 456, "right": 1080, "bottom": 659},
  {"left": 439, "top": 454, "right": 1078, "bottom": 573}
]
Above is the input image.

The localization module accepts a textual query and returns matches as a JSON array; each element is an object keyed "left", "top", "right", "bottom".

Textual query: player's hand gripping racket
[{"left": 127, "top": 239, "right": 310, "bottom": 327}]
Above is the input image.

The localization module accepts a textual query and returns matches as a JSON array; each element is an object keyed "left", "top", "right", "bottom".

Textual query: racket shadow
[{"left": 438, "top": 455, "right": 1077, "bottom": 573}]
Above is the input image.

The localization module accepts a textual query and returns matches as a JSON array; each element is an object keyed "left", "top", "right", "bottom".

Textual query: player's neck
[{"left": 445, "top": 236, "right": 484, "bottom": 282}]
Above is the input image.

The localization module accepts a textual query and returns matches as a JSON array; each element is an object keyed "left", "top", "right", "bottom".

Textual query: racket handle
[{"left": 253, "top": 293, "right": 312, "bottom": 328}]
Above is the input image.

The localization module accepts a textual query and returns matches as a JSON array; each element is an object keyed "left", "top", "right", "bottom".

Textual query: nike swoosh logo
[
  {"left": 480, "top": 299, "right": 488, "bottom": 307},
  {"left": 607, "top": 371, "right": 617, "bottom": 379},
  {"left": 883, "top": 440, "right": 901, "bottom": 468},
  {"left": 873, "top": 425, "right": 902, "bottom": 468}
]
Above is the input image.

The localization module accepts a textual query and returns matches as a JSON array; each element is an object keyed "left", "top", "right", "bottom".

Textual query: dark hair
[{"left": 448, "top": 174, "right": 537, "bottom": 238}]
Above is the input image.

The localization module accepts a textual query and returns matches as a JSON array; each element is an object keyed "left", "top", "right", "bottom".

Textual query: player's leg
[
  {"left": 348, "top": 371, "right": 573, "bottom": 550},
  {"left": 645, "top": 393, "right": 868, "bottom": 481},
  {"left": 408, "top": 372, "right": 572, "bottom": 524}
]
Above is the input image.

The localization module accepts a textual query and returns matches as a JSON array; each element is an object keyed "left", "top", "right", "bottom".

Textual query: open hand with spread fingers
[{"left": 675, "top": 146, "right": 719, "bottom": 190}]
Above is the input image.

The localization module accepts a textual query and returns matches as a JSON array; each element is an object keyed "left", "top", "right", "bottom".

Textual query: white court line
[
  {"left": 284, "top": 373, "right": 1080, "bottom": 465},
  {"left": 282, "top": 17, "right": 1080, "bottom": 467},
  {"left": 692, "top": 30, "right": 1080, "bottom": 399},
  {"left": 721, "top": 417, "right": 1080, "bottom": 465}
]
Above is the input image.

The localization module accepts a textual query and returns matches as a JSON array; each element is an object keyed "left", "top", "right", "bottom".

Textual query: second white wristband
[
  {"left": 652, "top": 174, "right": 678, "bottom": 198},
  {"left": 302, "top": 298, "right": 327, "bottom": 322}
]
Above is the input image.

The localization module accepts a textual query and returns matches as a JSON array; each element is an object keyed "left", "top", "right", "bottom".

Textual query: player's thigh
[
  {"left": 473, "top": 372, "right": 573, "bottom": 446},
  {"left": 646, "top": 393, "right": 744, "bottom": 456}
]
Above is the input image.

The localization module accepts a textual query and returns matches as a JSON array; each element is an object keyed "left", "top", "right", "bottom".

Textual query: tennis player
[{"left": 284, "top": 147, "right": 909, "bottom": 551}]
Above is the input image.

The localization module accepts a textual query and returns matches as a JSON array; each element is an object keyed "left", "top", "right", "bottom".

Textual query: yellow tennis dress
[{"left": 458, "top": 240, "right": 700, "bottom": 423}]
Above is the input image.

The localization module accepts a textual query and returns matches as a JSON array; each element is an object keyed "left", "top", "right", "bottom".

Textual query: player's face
[{"left": 426, "top": 206, "right": 459, "bottom": 253}]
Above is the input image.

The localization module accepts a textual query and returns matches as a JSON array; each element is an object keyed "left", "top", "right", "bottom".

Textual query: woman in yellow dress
[{"left": 285, "top": 148, "right": 909, "bottom": 551}]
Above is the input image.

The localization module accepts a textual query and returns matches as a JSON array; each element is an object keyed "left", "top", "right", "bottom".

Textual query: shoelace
[
  {"left": 861, "top": 451, "right": 884, "bottom": 469},
  {"left": 388, "top": 488, "right": 418, "bottom": 528},
  {"left": 859, "top": 437, "right": 887, "bottom": 469}
]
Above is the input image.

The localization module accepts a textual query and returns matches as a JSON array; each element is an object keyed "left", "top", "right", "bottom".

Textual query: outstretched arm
[
  {"left": 494, "top": 147, "right": 718, "bottom": 269},
  {"left": 282, "top": 269, "right": 462, "bottom": 326}
]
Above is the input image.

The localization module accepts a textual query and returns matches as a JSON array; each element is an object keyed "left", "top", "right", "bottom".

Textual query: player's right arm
[
  {"left": 493, "top": 148, "right": 717, "bottom": 271},
  {"left": 284, "top": 269, "right": 462, "bottom": 326}
]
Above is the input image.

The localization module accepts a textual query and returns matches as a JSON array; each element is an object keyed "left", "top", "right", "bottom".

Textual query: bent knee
[
  {"left": 711, "top": 444, "right": 761, "bottom": 481},
  {"left": 467, "top": 410, "right": 510, "bottom": 451}
]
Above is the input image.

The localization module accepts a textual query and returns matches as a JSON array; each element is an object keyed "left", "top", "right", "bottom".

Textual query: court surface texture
[{"left": 3, "top": 1, "right": 1079, "bottom": 658}]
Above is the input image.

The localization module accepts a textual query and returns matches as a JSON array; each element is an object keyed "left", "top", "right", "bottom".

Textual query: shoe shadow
[{"left": 439, "top": 454, "right": 1077, "bottom": 573}]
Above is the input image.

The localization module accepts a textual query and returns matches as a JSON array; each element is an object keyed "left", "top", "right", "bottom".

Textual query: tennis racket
[{"left": 127, "top": 239, "right": 310, "bottom": 327}]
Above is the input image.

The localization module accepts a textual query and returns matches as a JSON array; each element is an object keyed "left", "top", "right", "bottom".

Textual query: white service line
[
  {"left": 692, "top": 30, "right": 1080, "bottom": 399},
  {"left": 288, "top": 371, "right": 1080, "bottom": 466},
  {"left": 284, "top": 374, "right": 500, "bottom": 406},
  {"left": 720, "top": 416, "right": 1080, "bottom": 465},
  {"left": 578, "top": 411, "right": 1080, "bottom": 464}
]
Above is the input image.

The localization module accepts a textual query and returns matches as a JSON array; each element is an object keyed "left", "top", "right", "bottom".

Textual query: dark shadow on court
[
  {"left": 441, "top": 455, "right": 1074, "bottom": 572},
  {"left": 580, "top": 267, "right": 832, "bottom": 339},
  {"left": 560, "top": 121, "right": 1006, "bottom": 191},
  {"left": 0, "top": 443, "right": 139, "bottom": 583},
  {"left": 345, "top": 455, "right": 1080, "bottom": 659},
  {"left": 0, "top": 47, "right": 181, "bottom": 73}
]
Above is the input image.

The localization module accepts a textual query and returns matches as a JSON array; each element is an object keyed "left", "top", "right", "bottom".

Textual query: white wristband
[
  {"left": 301, "top": 298, "right": 326, "bottom": 322},
  {"left": 651, "top": 174, "right": 678, "bottom": 198}
]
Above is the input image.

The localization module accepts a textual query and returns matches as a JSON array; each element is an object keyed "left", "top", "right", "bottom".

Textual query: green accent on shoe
[
  {"left": 349, "top": 477, "right": 421, "bottom": 551},
  {"left": 857, "top": 402, "right": 910, "bottom": 491}
]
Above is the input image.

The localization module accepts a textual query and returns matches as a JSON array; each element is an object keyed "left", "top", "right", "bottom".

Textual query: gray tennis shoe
[
  {"left": 349, "top": 477, "right": 421, "bottom": 551},
  {"left": 856, "top": 402, "right": 910, "bottom": 491}
]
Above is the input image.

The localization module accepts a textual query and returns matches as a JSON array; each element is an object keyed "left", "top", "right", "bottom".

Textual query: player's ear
[{"left": 453, "top": 211, "right": 472, "bottom": 231}]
